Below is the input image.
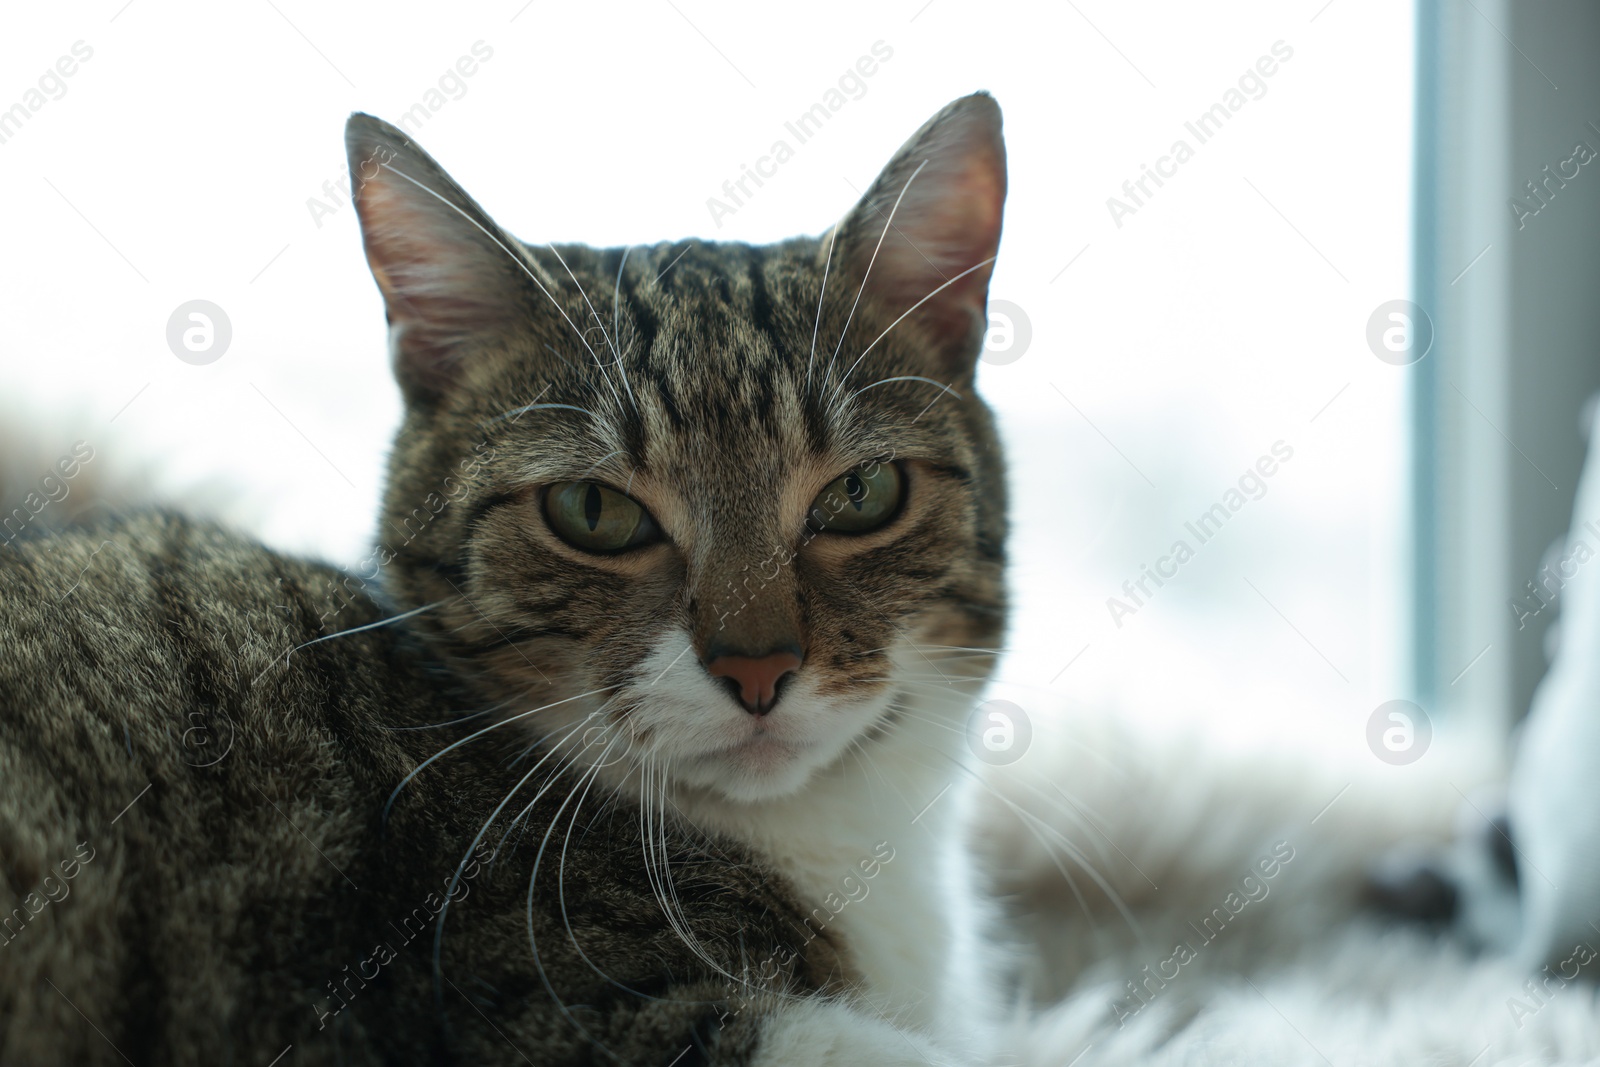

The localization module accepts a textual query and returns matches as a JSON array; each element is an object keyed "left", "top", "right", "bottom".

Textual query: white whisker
[
  {"left": 524, "top": 729, "right": 623, "bottom": 1056},
  {"left": 906, "top": 734, "right": 1144, "bottom": 936},
  {"left": 831, "top": 254, "right": 997, "bottom": 401},
  {"left": 613, "top": 246, "right": 631, "bottom": 343},
  {"left": 846, "top": 375, "right": 961, "bottom": 405},
  {"left": 491, "top": 401, "right": 601, "bottom": 425},
  {"left": 806, "top": 223, "right": 839, "bottom": 392},
  {"left": 823, "top": 158, "right": 931, "bottom": 392},
  {"left": 546, "top": 241, "right": 637, "bottom": 412},
  {"left": 383, "top": 684, "right": 536, "bottom": 732},
  {"left": 252, "top": 598, "right": 451, "bottom": 683},
  {"left": 429, "top": 713, "right": 598, "bottom": 991},
  {"left": 553, "top": 732, "right": 666, "bottom": 1002},
  {"left": 639, "top": 753, "right": 739, "bottom": 983},
  {"left": 577, "top": 450, "right": 628, "bottom": 483},
  {"left": 383, "top": 685, "right": 621, "bottom": 822},
  {"left": 376, "top": 162, "right": 626, "bottom": 412}
]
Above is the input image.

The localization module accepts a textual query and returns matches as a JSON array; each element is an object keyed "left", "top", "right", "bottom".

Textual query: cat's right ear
[{"left": 345, "top": 114, "right": 540, "bottom": 404}]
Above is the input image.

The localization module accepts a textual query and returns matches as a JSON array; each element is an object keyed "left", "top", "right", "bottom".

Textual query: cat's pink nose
[{"left": 705, "top": 648, "right": 803, "bottom": 715}]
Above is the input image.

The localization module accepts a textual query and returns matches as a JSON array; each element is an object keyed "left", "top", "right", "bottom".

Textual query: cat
[{"left": 0, "top": 91, "right": 1011, "bottom": 1065}]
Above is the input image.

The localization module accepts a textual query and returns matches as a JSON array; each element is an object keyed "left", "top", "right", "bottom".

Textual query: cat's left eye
[
  {"left": 809, "top": 462, "right": 904, "bottom": 535},
  {"left": 544, "top": 481, "right": 660, "bottom": 553}
]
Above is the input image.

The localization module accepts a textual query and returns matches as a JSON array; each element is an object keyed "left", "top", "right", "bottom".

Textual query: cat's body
[
  {"left": 1, "top": 94, "right": 1012, "bottom": 1064},
  {"left": 0, "top": 516, "right": 852, "bottom": 1065}
]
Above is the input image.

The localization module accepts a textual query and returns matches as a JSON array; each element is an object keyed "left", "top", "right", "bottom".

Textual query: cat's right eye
[
  {"left": 808, "top": 461, "right": 905, "bottom": 535},
  {"left": 543, "top": 481, "right": 660, "bottom": 554}
]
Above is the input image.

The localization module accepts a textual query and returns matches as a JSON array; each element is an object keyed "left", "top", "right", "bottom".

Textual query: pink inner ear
[
  {"left": 858, "top": 120, "right": 1005, "bottom": 346},
  {"left": 876, "top": 173, "right": 1002, "bottom": 315},
  {"left": 361, "top": 180, "right": 501, "bottom": 323},
  {"left": 355, "top": 169, "right": 516, "bottom": 392}
]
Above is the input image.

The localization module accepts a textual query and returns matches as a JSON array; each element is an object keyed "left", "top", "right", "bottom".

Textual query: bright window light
[{"left": 0, "top": 1, "right": 1412, "bottom": 751}]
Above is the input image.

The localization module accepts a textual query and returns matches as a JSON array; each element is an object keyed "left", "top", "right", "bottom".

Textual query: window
[{"left": 1413, "top": 0, "right": 1600, "bottom": 734}]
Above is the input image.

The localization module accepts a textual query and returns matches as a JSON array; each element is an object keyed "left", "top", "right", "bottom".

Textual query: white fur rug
[{"left": 979, "top": 698, "right": 1600, "bottom": 1067}]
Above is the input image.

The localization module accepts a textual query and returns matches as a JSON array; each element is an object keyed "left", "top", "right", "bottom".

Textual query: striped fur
[
  {"left": 359, "top": 95, "right": 1009, "bottom": 803},
  {"left": 0, "top": 93, "right": 1010, "bottom": 1064}
]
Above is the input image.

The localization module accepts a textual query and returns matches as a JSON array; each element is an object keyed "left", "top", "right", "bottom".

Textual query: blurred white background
[{"left": 0, "top": 0, "right": 1413, "bottom": 756}]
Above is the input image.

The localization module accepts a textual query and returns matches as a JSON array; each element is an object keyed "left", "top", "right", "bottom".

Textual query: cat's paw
[{"left": 752, "top": 998, "right": 970, "bottom": 1067}]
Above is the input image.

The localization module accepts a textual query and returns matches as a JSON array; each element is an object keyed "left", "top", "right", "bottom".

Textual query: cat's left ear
[
  {"left": 835, "top": 93, "right": 1006, "bottom": 375},
  {"left": 345, "top": 113, "right": 546, "bottom": 405}
]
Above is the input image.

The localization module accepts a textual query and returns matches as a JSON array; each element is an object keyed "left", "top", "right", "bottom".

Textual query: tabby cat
[{"left": 0, "top": 92, "right": 1010, "bottom": 1065}]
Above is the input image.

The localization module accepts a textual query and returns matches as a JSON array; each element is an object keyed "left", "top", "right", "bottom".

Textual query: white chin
[{"left": 676, "top": 739, "right": 823, "bottom": 802}]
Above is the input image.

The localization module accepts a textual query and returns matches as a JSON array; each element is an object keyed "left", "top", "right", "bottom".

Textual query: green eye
[
  {"left": 544, "top": 481, "right": 659, "bottom": 553},
  {"left": 809, "top": 462, "right": 904, "bottom": 535}
]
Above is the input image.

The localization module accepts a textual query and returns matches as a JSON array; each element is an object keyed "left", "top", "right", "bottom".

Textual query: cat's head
[{"left": 348, "top": 95, "right": 1008, "bottom": 803}]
